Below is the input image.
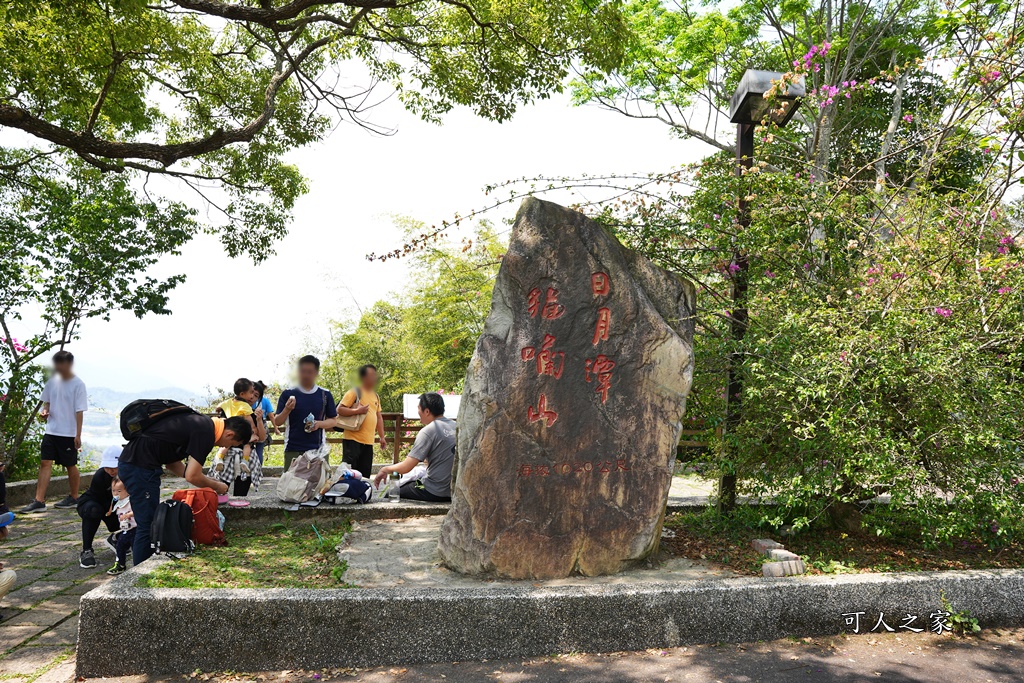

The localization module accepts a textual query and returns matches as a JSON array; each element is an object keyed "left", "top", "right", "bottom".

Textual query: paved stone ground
[{"left": 0, "top": 508, "right": 109, "bottom": 683}]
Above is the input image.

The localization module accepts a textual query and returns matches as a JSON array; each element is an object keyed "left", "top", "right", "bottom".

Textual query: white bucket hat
[{"left": 100, "top": 445, "right": 122, "bottom": 469}]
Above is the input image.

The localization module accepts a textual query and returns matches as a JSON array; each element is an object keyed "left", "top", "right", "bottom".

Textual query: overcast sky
[{"left": 19, "top": 92, "right": 714, "bottom": 394}]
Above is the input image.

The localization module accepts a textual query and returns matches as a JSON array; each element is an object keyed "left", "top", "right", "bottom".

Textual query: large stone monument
[{"left": 438, "top": 198, "right": 696, "bottom": 579}]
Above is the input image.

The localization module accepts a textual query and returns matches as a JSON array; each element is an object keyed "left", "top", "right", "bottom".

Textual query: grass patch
[
  {"left": 137, "top": 518, "right": 352, "bottom": 589},
  {"left": 663, "top": 508, "right": 1024, "bottom": 576}
]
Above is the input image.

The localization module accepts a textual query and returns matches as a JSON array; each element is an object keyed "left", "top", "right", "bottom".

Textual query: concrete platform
[
  {"left": 77, "top": 559, "right": 1024, "bottom": 677},
  {"left": 341, "top": 516, "right": 736, "bottom": 588}
]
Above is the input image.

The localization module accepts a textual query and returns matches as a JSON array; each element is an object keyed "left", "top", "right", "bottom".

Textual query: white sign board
[{"left": 403, "top": 393, "right": 462, "bottom": 420}]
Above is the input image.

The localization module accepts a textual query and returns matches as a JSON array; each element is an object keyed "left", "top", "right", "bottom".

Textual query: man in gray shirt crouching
[{"left": 374, "top": 393, "right": 455, "bottom": 502}]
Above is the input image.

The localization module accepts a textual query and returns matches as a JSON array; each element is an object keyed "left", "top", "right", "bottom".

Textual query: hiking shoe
[
  {"left": 79, "top": 549, "right": 97, "bottom": 568},
  {"left": 18, "top": 500, "right": 45, "bottom": 513},
  {"left": 106, "top": 563, "right": 126, "bottom": 576},
  {"left": 104, "top": 533, "right": 118, "bottom": 554},
  {"left": 53, "top": 495, "right": 78, "bottom": 509},
  {"left": 0, "top": 511, "right": 14, "bottom": 528}
]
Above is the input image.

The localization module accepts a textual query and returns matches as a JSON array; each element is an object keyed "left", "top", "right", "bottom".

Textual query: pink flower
[
  {"left": 998, "top": 246, "right": 1009, "bottom": 255},
  {"left": 997, "top": 287, "right": 1012, "bottom": 295},
  {"left": 934, "top": 307, "right": 952, "bottom": 317},
  {"left": 902, "top": 114, "right": 913, "bottom": 123},
  {"left": 1, "top": 337, "right": 27, "bottom": 354},
  {"left": 1000, "top": 235, "right": 1014, "bottom": 245},
  {"left": 891, "top": 272, "right": 905, "bottom": 280},
  {"left": 866, "top": 277, "right": 877, "bottom": 285},
  {"left": 728, "top": 263, "right": 741, "bottom": 273},
  {"left": 764, "top": 270, "right": 776, "bottom": 278}
]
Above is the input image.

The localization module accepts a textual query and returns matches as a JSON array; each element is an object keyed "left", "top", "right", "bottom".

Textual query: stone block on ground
[
  {"left": 9, "top": 569, "right": 47, "bottom": 591},
  {"left": 439, "top": 198, "right": 696, "bottom": 579},
  {"left": 751, "top": 539, "right": 783, "bottom": 555},
  {"left": 32, "top": 617, "right": 79, "bottom": 646},
  {"left": 1, "top": 581, "right": 74, "bottom": 610},
  {"left": 0, "top": 603, "right": 73, "bottom": 628},
  {"left": 762, "top": 559, "right": 807, "bottom": 578},
  {"left": 32, "top": 659, "right": 76, "bottom": 683},
  {"left": 766, "top": 548, "right": 802, "bottom": 562},
  {"left": 0, "top": 623, "right": 49, "bottom": 651}
]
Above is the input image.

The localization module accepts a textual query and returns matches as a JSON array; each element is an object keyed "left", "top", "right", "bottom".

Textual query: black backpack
[
  {"left": 150, "top": 500, "right": 195, "bottom": 555},
  {"left": 120, "top": 399, "right": 197, "bottom": 441}
]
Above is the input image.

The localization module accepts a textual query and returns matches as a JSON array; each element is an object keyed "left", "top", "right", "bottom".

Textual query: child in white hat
[{"left": 77, "top": 445, "right": 123, "bottom": 569}]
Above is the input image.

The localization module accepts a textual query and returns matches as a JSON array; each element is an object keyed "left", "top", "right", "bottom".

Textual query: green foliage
[
  {"left": 940, "top": 593, "right": 982, "bottom": 635},
  {"left": 322, "top": 220, "right": 505, "bottom": 410},
  {"left": 0, "top": 165, "right": 195, "bottom": 466},
  {"left": 1, "top": 0, "right": 628, "bottom": 255},
  {"left": 538, "top": 1, "right": 1024, "bottom": 548}
]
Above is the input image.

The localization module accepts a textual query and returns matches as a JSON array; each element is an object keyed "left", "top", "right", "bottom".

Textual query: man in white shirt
[{"left": 19, "top": 351, "right": 88, "bottom": 513}]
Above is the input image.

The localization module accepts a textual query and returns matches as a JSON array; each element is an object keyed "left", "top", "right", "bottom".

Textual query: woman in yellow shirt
[{"left": 338, "top": 364, "right": 388, "bottom": 478}]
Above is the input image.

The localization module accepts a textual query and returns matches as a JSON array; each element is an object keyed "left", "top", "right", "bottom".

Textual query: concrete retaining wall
[
  {"left": 4, "top": 473, "right": 94, "bottom": 508},
  {"left": 77, "top": 563, "right": 1024, "bottom": 677}
]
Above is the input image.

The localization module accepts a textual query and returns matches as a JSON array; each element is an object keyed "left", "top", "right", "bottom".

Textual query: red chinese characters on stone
[
  {"left": 527, "top": 393, "right": 558, "bottom": 427},
  {"left": 527, "top": 287, "right": 565, "bottom": 319},
  {"left": 585, "top": 354, "right": 616, "bottom": 403},
  {"left": 592, "top": 307, "right": 611, "bottom": 345},
  {"left": 520, "top": 334, "right": 565, "bottom": 379},
  {"left": 542, "top": 287, "right": 565, "bottom": 319},
  {"left": 591, "top": 272, "right": 611, "bottom": 296},
  {"left": 527, "top": 288, "right": 542, "bottom": 318}
]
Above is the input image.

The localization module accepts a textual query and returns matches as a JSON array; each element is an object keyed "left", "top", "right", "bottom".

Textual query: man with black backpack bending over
[{"left": 118, "top": 406, "right": 252, "bottom": 564}]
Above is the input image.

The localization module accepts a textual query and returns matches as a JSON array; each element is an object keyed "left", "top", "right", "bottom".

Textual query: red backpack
[{"left": 172, "top": 488, "right": 226, "bottom": 546}]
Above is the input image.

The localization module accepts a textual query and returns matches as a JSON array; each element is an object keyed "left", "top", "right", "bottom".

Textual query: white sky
[{"left": 19, "top": 93, "right": 713, "bottom": 393}]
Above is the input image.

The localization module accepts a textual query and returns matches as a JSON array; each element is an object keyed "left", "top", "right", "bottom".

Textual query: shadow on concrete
[{"left": 98, "top": 630, "right": 1024, "bottom": 683}]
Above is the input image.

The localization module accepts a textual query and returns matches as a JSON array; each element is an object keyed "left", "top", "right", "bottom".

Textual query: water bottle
[{"left": 388, "top": 472, "right": 402, "bottom": 503}]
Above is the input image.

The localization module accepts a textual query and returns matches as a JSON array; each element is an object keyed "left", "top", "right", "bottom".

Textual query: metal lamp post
[{"left": 717, "top": 70, "right": 803, "bottom": 513}]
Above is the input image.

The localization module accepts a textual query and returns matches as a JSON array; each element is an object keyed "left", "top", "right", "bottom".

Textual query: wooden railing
[
  {"left": 250, "top": 411, "right": 717, "bottom": 463},
  {"left": 266, "top": 412, "right": 422, "bottom": 464},
  {"left": 677, "top": 422, "right": 722, "bottom": 461}
]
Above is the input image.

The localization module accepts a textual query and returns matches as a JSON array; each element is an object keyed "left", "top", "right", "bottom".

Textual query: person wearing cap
[{"left": 76, "top": 446, "right": 123, "bottom": 569}]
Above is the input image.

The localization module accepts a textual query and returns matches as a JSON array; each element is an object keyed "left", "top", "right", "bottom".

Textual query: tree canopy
[
  {"left": 322, "top": 220, "right": 505, "bottom": 410},
  {"left": 1, "top": 0, "right": 627, "bottom": 258},
  {"left": 0, "top": 166, "right": 196, "bottom": 469},
  {"left": 435, "top": 0, "right": 1024, "bottom": 544}
]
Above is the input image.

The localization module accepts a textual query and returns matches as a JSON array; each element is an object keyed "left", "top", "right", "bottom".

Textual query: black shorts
[
  {"left": 341, "top": 440, "right": 374, "bottom": 479},
  {"left": 41, "top": 434, "right": 78, "bottom": 467}
]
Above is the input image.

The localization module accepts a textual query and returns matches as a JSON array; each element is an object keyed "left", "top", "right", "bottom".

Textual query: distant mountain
[{"left": 88, "top": 386, "right": 208, "bottom": 414}]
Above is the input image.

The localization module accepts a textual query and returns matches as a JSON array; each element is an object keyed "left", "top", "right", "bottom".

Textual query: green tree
[
  {"left": 0, "top": 166, "right": 196, "bottom": 469},
  {"left": 1, "top": 0, "right": 628, "bottom": 258},
  {"left": 446, "top": 0, "right": 1024, "bottom": 543},
  {"left": 323, "top": 221, "right": 505, "bottom": 409}
]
